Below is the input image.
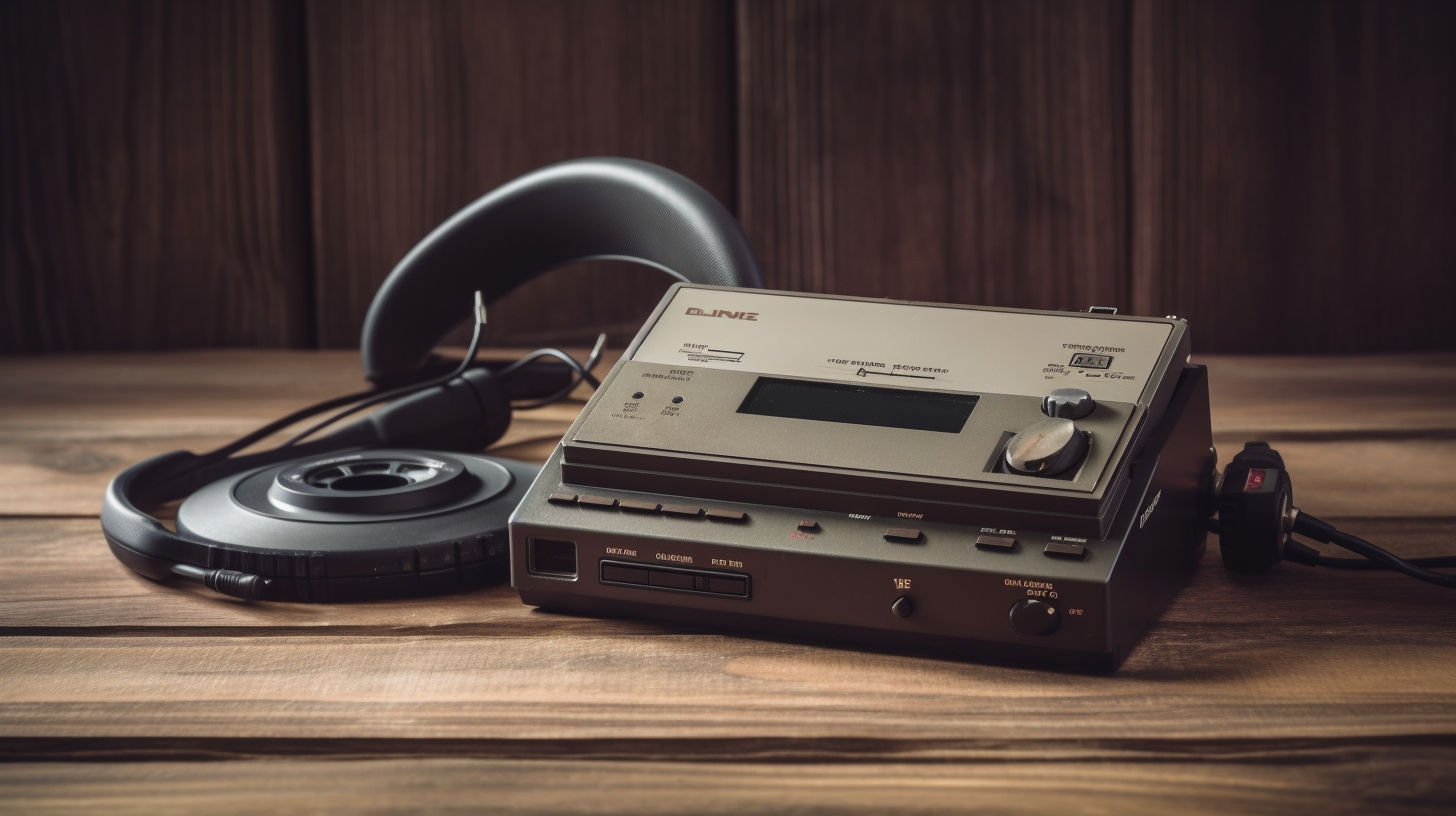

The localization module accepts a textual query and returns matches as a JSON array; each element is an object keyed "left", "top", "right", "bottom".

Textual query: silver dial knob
[
  {"left": 1004, "top": 417, "right": 1089, "bottom": 477},
  {"left": 1043, "top": 388, "right": 1095, "bottom": 419}
]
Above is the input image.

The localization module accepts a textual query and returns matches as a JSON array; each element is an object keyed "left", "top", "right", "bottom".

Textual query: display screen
[
  {"left": 737, "top": 377, "right": 978, "bottom": 433},
  {"left": 1069, "top": 353, "right": 1113, "bottom": 369}
]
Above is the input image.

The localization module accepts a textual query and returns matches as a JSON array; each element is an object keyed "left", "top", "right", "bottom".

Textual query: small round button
[
  {"left": 632, "top": 391, "right": 645, "bottom": 399},
  {"left": 1009, "top": 599, "right": 1061, "bottom": 636},
  {"left": 672, "top": 396, "right": 684, "bottom": 404},
  {"left": 1043, "top": 388, "right": 1095, "bottom": 419},
  {"left": 1004, "top": 417, "right": 1089, "bottom": 477},
  {"left": 891, "top": 596, "right": 914, "bottom": 618}
]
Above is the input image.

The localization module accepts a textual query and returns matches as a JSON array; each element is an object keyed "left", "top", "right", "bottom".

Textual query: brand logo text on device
[{"left": 686, "top": 307, "right": 758, "bottom": 321}]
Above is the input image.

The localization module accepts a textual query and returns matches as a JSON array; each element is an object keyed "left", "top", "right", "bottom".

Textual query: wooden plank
[
  {"left": 3, "top": 516, "right": 1451, "bottom": 632},
  {"left": 0, "top": 0, "right": 313, "bottom": 352},
  {"left": 0, "top": 350, "right": 602, "bottom": 516},
  {"left": 1131, "top": 0, "right": 1456, "bottom": 353},
  {"left": 1, "top": 753, "right": 1453, "bottom": 814},
  {"left": 1202, "top": 353, "right": 1456, "bottom": 438},
  {"left": 2, "top": 514, "right": 1453, "bottom": 742},
  {"left": 4, "top": 352, "right": 1454, "bottom": 517},
  {"left": 0, "top": 519, "right": 668, "bottom": 633},
  {"left": 736, "top": 0, "right": 1129, "bottom": 309},
  {"left": 5, "top": 515, "right": 1450, "bottom": 632},
  {"left": 305, "top": 0, "right": 735, "bottom": 350},
  {"left": 1, "top": 623, "right": 1452, "bottom": 740},
  {"left": 5, "top": 351, "right": 1455, "bottom": 517}
]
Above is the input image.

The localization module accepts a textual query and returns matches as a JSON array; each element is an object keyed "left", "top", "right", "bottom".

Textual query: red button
[{"left": 1243, "top": 468, "right": 1266, "bottom": 492}]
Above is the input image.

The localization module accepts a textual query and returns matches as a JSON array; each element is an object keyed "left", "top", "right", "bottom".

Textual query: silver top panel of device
[
  {"left": 629, "top": 287, "right": 1176, "bottom": 405},
  {"left": 563, "top": 286, "right": 1190, "bottom": 519}
]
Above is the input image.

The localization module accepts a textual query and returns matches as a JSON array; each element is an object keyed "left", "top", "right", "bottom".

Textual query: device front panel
[{"left": 510, "top": 458, "right": 1116, "bottom": 656}]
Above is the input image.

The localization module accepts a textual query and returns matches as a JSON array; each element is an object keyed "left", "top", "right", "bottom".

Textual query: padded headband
[{"left": 361, "top": 157, "right": 765, "bottom": 383}]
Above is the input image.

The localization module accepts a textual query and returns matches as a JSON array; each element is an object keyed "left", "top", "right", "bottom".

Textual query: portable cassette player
[{"left": 510, "top": 285, "right": 1214, "bottom": 670}]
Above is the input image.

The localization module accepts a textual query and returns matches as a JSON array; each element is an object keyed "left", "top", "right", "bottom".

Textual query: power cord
[
  {"left": 1208, "top": 514, "right": 1456, "bottom": 589},
  {"left": 1283, "top": 512, "right": 1456, "bottom": 588}
]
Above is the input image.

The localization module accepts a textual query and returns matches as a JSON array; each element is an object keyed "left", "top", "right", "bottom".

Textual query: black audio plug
[
  {"left": 171, "top": 563, "right": 270, "bottom": 601},
  {"left": 1217, "top": 441, "right": 1456, "bottom": 589}
]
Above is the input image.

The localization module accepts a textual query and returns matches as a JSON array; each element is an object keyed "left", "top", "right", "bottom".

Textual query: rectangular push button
[
  {"left": 649, "top": 570, "right": 696, "bottom": 590},
  {"left": 705, "top": 508, "right": 748, "bottom": 522},
  {"left": 547, "top": 491, "right": 578, "bottom": 504},
  {"left": 883, "top": 527, "right": 922, "bottom": 543},
  {"left": 599, "top": 560, "right": 750, "bottom": 599},
  {"left": 1045, "top": 541, "right": 1087, "bottom": 558},
  {"left": 661, "top": 504, "right": 703, "bottom": 517},
  {"left": 578, "top": 495, "right": 618, "bottom": 508},
  {"left": 618, "top": 499, "right": 661, "bottom": 513},
  {"left": 975, "top": 534, "right": 1017, "bottom": 551},
  {"left": 600, "top": 564, "right": 649, "bottom": 585},
  {"left": 696, "top": 575, "right": 748, "bottom": 596}
]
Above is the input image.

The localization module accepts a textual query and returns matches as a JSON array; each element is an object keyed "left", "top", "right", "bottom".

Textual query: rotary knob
[
  {"left": 1004, "top": 417, "right": 1089, "bottom": 477},
  {"left": 1009, "top": 599, "right": 1061, "bottom": 636},
  {"left": 1043, "top": 388, "right": 1095, "bottom": 419}
]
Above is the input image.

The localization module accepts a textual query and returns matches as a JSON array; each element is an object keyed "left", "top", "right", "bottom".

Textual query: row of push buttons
[
  {"left": 797, "top": 519, "right": 922, "bottom": 543},
  {"left": 974, "top": 534, "right": 1087, "bottom": 560},
  {"left": 549, "top": 491, "right": 748, "bottom": 522},
  {"left": 556, "top": 489, "right": 1082, "bottom": 558},
  {"left": 600, "top": 560, "right": 749, "bottom": 598}
]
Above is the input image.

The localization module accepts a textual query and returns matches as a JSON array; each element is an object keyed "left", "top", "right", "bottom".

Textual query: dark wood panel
[
  {"left": 2, "top": 752, "right": 1454, "bottom": 814},
  {"left": 736, "top": 0, "right": 1129, "bottom": 309},
  {"left": 0, "top": 0, "right": 313, "bottom": 352},
  {"left": 1131, "top": 0, "right": 1456, "bottom": 353},
  {"left": 306, "top": 0, "right": 735, "bottom": 349}
]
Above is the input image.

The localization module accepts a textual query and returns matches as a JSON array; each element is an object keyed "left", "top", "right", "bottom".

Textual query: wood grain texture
[
  {"left": 6, "top": 351, "right": 1451, "bottom": 517},
  {"left": 1, "top": 564, "right": 1453, "bottom": 742},
  {"left": 3, "top": 515, "right": 1453, "bottom": 630},
  {"left": 0, "top": 349, "right": 607, "bottom": 516},
  {"left": 735, "top": 0, "right": 1129, "bottom": 308},
  {"left": 305, "top": 0, "right": 735, "bottom": 350},
  {"left": 1201, "top": 353, "right": 1456, "bottom": 438},
  {"left": 1, "top": 351, "right": 1454, "bottom": 812},
  {"left": 0, "top": 0, "right": 313, "bottom": 352},
  {"left": 1131, "top": 0, "right": 1456, "bottom": 353},
  {"left": 2, "top": 753, "right": 1454, "bottom": 815}
]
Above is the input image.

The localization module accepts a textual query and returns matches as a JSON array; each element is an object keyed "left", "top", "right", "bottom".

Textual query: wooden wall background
[{"left": 3, "top": 0, "right": 1453, "bottom": 355}]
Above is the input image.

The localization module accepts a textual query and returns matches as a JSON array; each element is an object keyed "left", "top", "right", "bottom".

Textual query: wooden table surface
[{"left": 1, "top": 350, "right": 1454, "bottom": 814}]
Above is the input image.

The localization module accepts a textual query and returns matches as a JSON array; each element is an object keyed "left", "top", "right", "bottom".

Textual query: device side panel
[{"left": 1105, "top": 366, "right": 1213, "bottom": 663}]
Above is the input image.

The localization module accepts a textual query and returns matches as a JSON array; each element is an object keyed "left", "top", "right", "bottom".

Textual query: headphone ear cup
[
  {"left": 346, "top": 368, "right": 513, "bottom": 453},
  {"left": 1216, "top": 442, "right": 1295, "bottom": 573}
]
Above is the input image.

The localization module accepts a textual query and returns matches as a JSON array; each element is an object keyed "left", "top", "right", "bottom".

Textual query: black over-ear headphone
[{"left": 102, "top": 158, "right": 764, "bottom": 602}]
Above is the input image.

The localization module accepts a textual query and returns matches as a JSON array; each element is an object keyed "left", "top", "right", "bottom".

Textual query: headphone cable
[{"left": 281, "top": 293, "right": 491, "bottom": 447}]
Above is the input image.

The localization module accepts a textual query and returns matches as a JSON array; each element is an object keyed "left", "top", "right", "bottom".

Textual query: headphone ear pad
[
  {"left": 1216, "top": 442, "right": 1294, "bottom": 573},
  {"left": 359, "top": 368, "right": 513, "bottom": 452}
]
